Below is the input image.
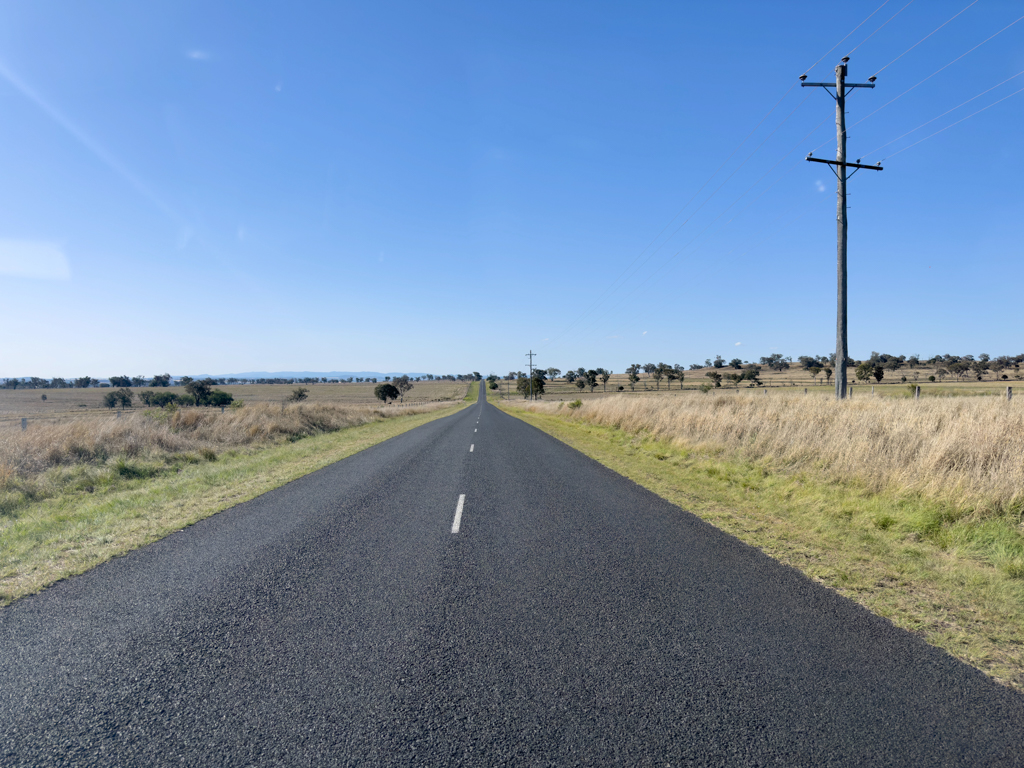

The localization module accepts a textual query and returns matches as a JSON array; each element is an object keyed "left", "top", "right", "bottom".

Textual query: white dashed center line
[
  {"left": 451, "top": 494, "right": 465, "bottom": 533},
  {"left": 470, "top": 444, "right": 474, "bottom": 452}
]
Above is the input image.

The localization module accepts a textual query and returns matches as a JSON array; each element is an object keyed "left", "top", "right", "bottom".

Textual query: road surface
[{"left": 2, "top": 382, "right": 1023, "bottom": 766}]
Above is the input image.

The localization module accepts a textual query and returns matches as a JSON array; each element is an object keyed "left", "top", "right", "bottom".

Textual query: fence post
[
  {"left": 804, "top": 388, "right": 807, "bottom": 394},
  {"left": 849, "top": 385, "right": 853, "bottom": 399},
  {"left": 915, "top": 386, "right": 920, "bottom": 399},
  {"left": 116, "top": 411, "right": 121, "bottom": 418},
  {"left": 871, "top": 386, "right": 874, "bottom": 395},
  {"left": 21, "top": 417, "right": 27, "bottom": 431},
  {"left": 221, "top": 406, "right": 225, "bottom": 414},
  {"left": 1009, "top": 386, "right": 1013, "bottom": 402}
]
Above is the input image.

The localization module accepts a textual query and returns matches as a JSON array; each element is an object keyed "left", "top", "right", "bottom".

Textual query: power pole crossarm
[{"left": 806, "top": 157, "right": 883, "bottom": 171}]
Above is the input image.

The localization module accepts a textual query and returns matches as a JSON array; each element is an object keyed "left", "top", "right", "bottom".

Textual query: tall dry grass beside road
[
  {"left": 2, "top": 401, "right": 448, "bottom": 476},
  {"left": 520, "top": 393, "right": 1024, "bottom": 516},
  {"left": 0, "top": 401, "right": 449, "bottom": 501}
]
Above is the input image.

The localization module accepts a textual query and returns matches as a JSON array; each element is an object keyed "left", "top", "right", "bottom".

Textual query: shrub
[
  {"left": 288, "top": 387, "right": 309, "bottom": 403},
  {"left": 207, "top": 390, "right": 234, "bottom": 407},
  {"left": 567, "top": 399, "right": 583, "bottom": 410}
]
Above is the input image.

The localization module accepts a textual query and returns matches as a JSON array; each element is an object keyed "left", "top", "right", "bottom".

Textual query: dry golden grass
[
  {"left": 515, "top": 392, "right": 1024, "bottom": 516},
  {"left": 0, "top": 380, "right": 469, "bottom": 421},
  {"left": 0, "top": 401, "right": 452, "bottom": 481}
]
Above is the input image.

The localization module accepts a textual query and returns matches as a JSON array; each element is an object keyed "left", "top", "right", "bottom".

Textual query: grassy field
[
  {"left": 494, "top": 364, "right": 1020, "bottom": 403},
  {"left": 0, "top": 379, "right": 470, "bottom": 424},
  {"left": 500, "top": 393, "right": 1024, "bottom": 691},
  {"left": 0, "top": 399, "right": 468, "bottom": 606}
]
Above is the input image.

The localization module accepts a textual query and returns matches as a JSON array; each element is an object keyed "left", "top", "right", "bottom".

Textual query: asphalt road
[{"left": 2, "top": 381, "right": 1023, "bottom": 766}]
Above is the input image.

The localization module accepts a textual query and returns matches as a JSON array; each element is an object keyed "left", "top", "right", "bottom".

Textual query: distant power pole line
[
  {"left": 802, "top": 58, "right": 883, "bottom": 400},
  {"left": 526, "top": 350, "right": 536, "bottom": 400}
]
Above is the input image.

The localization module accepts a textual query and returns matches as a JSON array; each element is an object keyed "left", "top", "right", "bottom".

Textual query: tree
[
  {"left": 950, "top": 361, "right": 970, "bottom": 382},
  {"left": 809, "top": 366, "right": 822, "bottom": 384},
  {"left": 726, "top": 373, "right": 744, "bottom": 388},
  {"left": 855, "top": 361, "right": 873, "bottom": 383},
  {"left": 50, "top": 377, "right": 68, "bottom": 388},
  {"left": 712, "top": 356, "right": 725, "bottom": 369},
  {"left": 872, "top": 366, "right": 885, "bottom": 384},
  {"left": 824, "top": 366, "right": 833, "bottom": 385},
  {"left": 547, "top": 367, "right": 561, "bottom": 380},
  {"left": 374, "top": 383, "right": 400, "bottom": 404},
  {"left": 705, "top": 371, "right": 722, "bottom": 388},
  {"left": 288, "top": 387, "right": 309, "bottom": 402},
  {"left": 393, "top": 375, "right": 414, "bottom": 403},
  {"left": 575, "top": 377, "right": 586, "bottom": 394},
  {"left": 729, "top": 358, "right": 743, "bottom": 369},
  {"left": 651, "top": 365, "right": 664, "bottom": 390},
  {"left": 585, "top": 370, "right": 599, "bottom": 393},
  {"left": 935, "top": 368, "right": 949, "bottom": 382},
  {"left": 600, "top": 370, "right": 611, "bottom": 391},
  {"left": 517, "top": 375, "right": 545, "bottom": 398},
  {"left": 674, "top": 365, "right": 686, "bottom": 389},
  {"left": 109, "top": 376, "right": 132, "bottom": 388},
  {"left": 185, "top": 378, "right": 214, "bottom": 405},
  {"left": 626, "top": 364, "right": 640, "bottom": 391},
  {"left": 130, "top": 376, "right": 146, "bottom": 387},
  {"left": 149, "top": 373, "right": 171, "bottom": 387},
  {"left": 74, "top": 376, "right": 94, "bottom": 389},
  {"left": 643, "top": 363, "right": 656, "bottom": 377},
  {"left": 760, "top": 354, "right": 790, "bottom": 373}
]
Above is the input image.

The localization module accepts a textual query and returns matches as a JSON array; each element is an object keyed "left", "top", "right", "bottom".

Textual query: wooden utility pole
[
  {"left": 526, "top": 350, "right": 536, "bottom": 400},
  {"left": 802, "top": 58, "right": 882, "bottom": 400}
]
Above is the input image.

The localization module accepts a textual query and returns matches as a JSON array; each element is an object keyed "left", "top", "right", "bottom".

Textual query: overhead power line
[
  {"left": 862, "top": 70, "right": 1024, "bottom": 159},
  {"left": 542, "top": 82, "right": 800, "bottom": 351},
  {"left": 861, "top": 10, "right": 1024, "bottom": 124},
  {"left": 805, "top": 9, "right": 1024, "bottom": 158},
  {"left": 846, "top": 0, "right": 916, "bottom": 58},
  {"left": 881, "top": 84, "right": 1024, "bottom": 160},
  {"left": 872, "top": 0, "right": 980, "bottom": 77},
  {"left": 803, "top": 0, "right": 892, "bottom": 78}
]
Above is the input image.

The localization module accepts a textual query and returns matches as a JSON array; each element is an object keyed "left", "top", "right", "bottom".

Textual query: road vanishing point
[{"left": 2, "top": 382, "right": 1023, "bottom": 766}]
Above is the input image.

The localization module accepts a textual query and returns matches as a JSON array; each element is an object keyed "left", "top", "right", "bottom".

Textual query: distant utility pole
[
  {"left": 526, "top": 350, "right": 536, "bottom": 400},
  {"left": 802, "top": 58, "right": 883, "bottom": 400}
]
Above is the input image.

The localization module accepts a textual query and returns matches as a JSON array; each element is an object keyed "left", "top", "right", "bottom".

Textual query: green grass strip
[
  {"left": 1, "top": 404, "right": 465, "bottom": 606},
  {"left": 502, "top": 405, "right": 1024, "bottom": 693}
]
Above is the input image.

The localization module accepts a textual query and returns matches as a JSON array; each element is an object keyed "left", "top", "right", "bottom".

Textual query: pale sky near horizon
[{"left": 1, "top": 1, "right": 1022, "bottom": 379}]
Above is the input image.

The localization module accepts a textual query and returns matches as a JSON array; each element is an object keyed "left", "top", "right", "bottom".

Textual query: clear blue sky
[{"left": 1, "top": 1, "right": 1021, "bottom": 378}]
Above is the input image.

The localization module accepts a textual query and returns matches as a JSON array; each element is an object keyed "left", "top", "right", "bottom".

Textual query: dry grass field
[
  {"left": 512, "top": 392, "right": 1024, "bottom": 515},
  {"left": 495, "top": 364, "right": 1020, "bottom": 402},
  {"left": 0, "top": 379, "right": 470, "bottom": 425}
]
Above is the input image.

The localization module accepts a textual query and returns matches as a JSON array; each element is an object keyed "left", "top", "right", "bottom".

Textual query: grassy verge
[
  {"left": 501, "top": 404, "right": 1024, "bottom": 692},
  {"left": 1, "top": 404, "right": 464, "bottom": 606}
]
